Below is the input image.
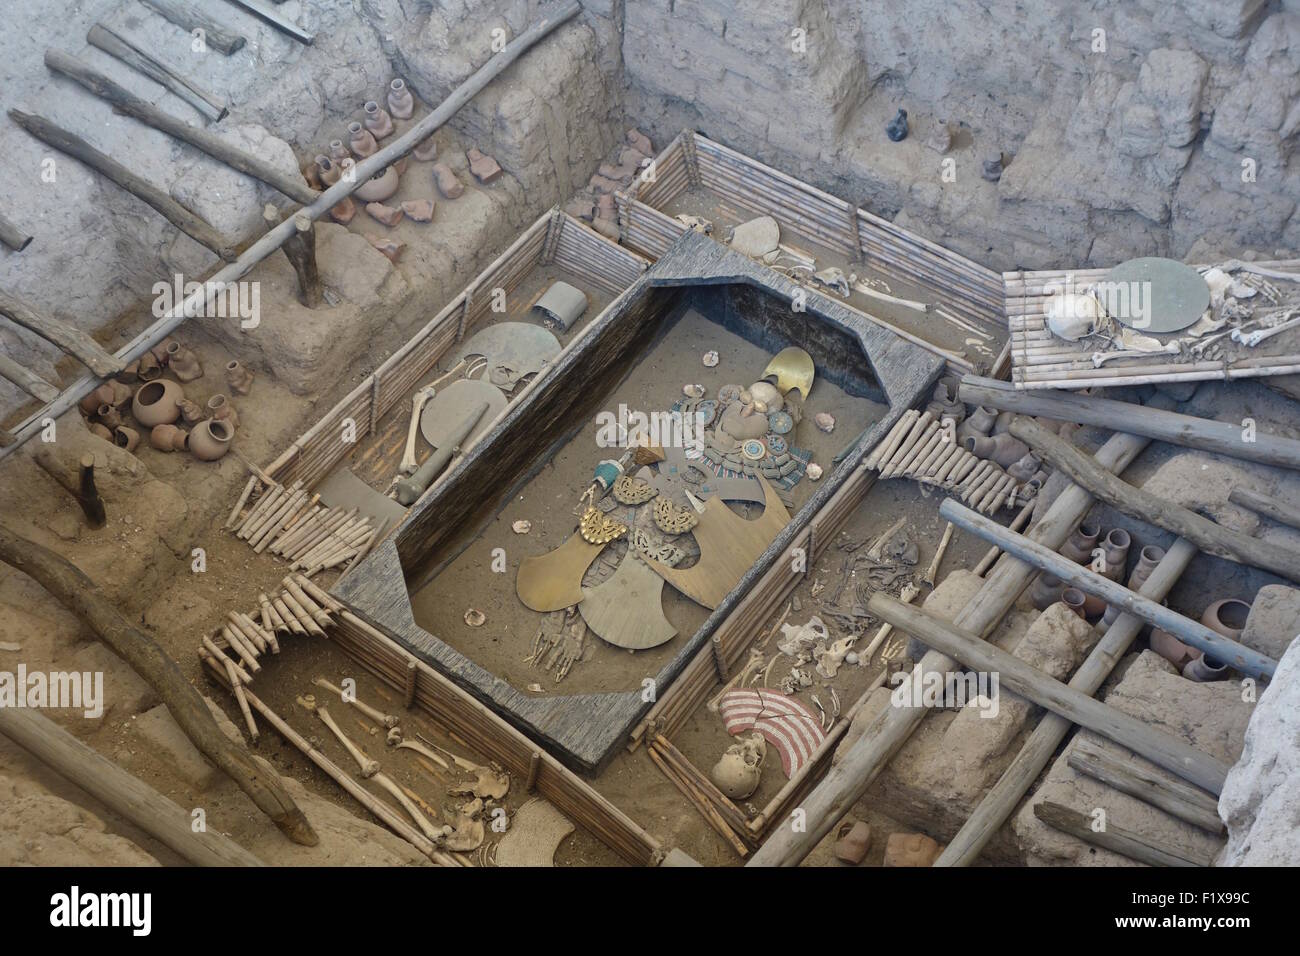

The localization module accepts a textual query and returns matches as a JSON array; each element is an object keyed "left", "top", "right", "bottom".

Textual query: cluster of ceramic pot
[
  {"left": 1030, "top": 517, "right": 1132, "bottom": 622},
  {"left": 1151, "top": 598, "right": 1251, "bottom": 682},
  {"left": 80, "top": 338, "right": 237, "bottom": 463}
]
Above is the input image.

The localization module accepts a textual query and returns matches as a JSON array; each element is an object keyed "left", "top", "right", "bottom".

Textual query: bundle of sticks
[
  {"left": 226, "top": 477, "right": 385, "bottom": 576},
  {"left": 864, "top": 410, "right": 1027, "bottom": 516},
  {"left": 196, "top": 574, "right": 341, "bottom": 742}
]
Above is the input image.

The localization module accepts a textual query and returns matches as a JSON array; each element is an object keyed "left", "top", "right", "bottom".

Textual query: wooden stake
[
  {"left": 282, "top": 214, "right": 324, "bottom": 308},
  {"left": 0, "top": 289, "right": 124, "bottom": 376},
  {"left": 1033, "top": 801, "right": 1213, "bottom": 867},
  {"left": 139, "top": 0, "right": 246, "bottom": 55},
  {"left": 87, "top": 23, "right": 228, "bottom": 122},
  {"left": 34, "top": 450, "right": 106, "bottom": 528},
  {"left": 0, "top": 212, "right": 32, "bottom": 252}
]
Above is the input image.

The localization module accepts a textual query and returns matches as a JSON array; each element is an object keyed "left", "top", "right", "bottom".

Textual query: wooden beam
[
  {"left": 139, "top": 0, "right": 246, "bottom": 55},
  {"left": 44, "top": 49, "right": 317, "bottom": 204},
  {"left": 939, "top": 498, "right": 1277, "bottom": 679},
  {"left": 1068, "top": 738, "right": 1224, "bottom": 834},
  {"left": 34, "top": 450, "right": 107, "bottom": 529},
  {"left": 865, "top": 592, "right": 1231, "bottom": 795},
  {"left": 1033, "top": 801, "right": 1215, "bottom": 867},
  {"left": 936, "top": 537, "right": 1199, "bottom": 866},
  {"left": 0, "top": 351, "right": 60, "bottom": 403},
  {"left": 283, "top": 214, "right": 324, "bottom": 308},
  {"left": 0, "top": 704, "right": 264, "bottom": 866},
  {"left": 87, "top": 23, "right": 227, "bottom": 122},
  {"left": 1229, "top": 486, "right": 1300, "bottom": 533},
  {"left": 0, "top": 519, "right": 318, "bottom": 846},
  {"left": 0, "top": 289, "right": 125, "bottom": 377},
  {"left": 222, "top": 0, "right": 314, "bottom": 45},
  {"left": 0, "top": 211, "right": 32, "bottom": 251},
  {"left": 1010, "top": 415, "right": 1300, "bottom": 585},
  {"left": 960, "top": 374, "right": 1300, "bottom": 472},
  {"left": 746, "top": 399, "right": 1175, "bottom": 867},
  {"left": 8, "top": 110, "right": 237, "bottom": 261}
]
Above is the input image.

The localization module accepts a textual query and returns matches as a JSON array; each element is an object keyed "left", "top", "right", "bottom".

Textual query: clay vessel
[
  {"left": 132, "top": 379, "right": 184, "bottom": 427},
  {"left": 94, "top": 403, "right": 122, "bottom": 430},
  {"left": 315, "top": 155, "right": 341, "bottom": 186},
  {"left": 1100, "top": 528, "right": 1131, "bottom": 580},
  {"left": 113, "top": 426, "right": 140, "bottom": 452},
  {"left": 1102, "top": 545, "right": 1166, "bottom": 625},
  {"left": 137, "top": 351, "right": 162, "bottom": 381},
  {"left": 224, "top": 360, "right": 254, "bottom": 396},
  {"left": 178, "top": 399, "right": 205, "bottom": 425},
  {"left": 190, "top": 419, "right": 234, "bottom": 462},
  {"left": 387, "top": 78, "right": 414, "bottom": 120},
  {"left": 355, "top": 165, "right": 400, "bottom": 202},
  {"left": 149, "top": 423, "right": 189, "bottom": 452},
  {"left": 1028, "top": 573, "right": 1065, "bottom": 611},
  {"left": 169, "top": 346, "right": 204, "bottom": 382},
  {"left": 151, "top": 337, "right": 180, "bottom": 365},
  {"left": 1060, "top": 517, "right": 1101, "bottom": 563},
  {"left": 206, "top": 393, "right": 239, "bottom": 430},
  {"left": 1149, "top": 628, "right": 1199, "bottom": 670},
  {"left": 413, "top": 136, "right": 437, "bottom": 161},
  {"left": 89, "top": 422, "right": 113, "bottom": 441},
  {"left": 80, "top": 382, "right": 116, "bottom": 414},
  {"left": 347, "top": 122, "right": 377, "bottom": 158},
  {"left": 1061, "top": 588, "right": 1088, "bottom": 620},
  {"left": 329, "top": 139, "right": 350, "bottom": 162},
  {"left": 1202, "top": 598, "right": 1250, "bottom": 640},
  {"left": 965, "top": 433, "right": 1030, "bottom": 469},
  {"left": 834, "top": 821, "right": 872, "bottom": 865},
  {"left": 116, "top": 359, "right": 140, "bottom": 385},
  {"left": 1183, "top": 654, "right": 1228, "bottom": 682},
  {"left": 432, "top": 162, "right": 464, "bottom": 199},
  {"left": 363, "top": 100, "right": 394, "bottom": 139},
  {"left": 1006, "top": 452, "right": 1040, "bottom": 483}
]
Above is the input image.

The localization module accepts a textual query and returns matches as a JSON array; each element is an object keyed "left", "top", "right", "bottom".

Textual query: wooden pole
[
  {"left": 0, "top": 520, "right": 317, "bottom": 846},
  {"left": 8, "top": 110, "right": 237, "bottom": 261},
  {"left": 960, "top": 374, "right": 1300, "bottom": 472},
  {"left": 44, "top": 49, "right": 317, "bottom": 204},
  {"left": 1067, "top": 738, "right": 1224, "bottom": 834},
  {"left": 87, "top": 23, "right": 228, "bottom": 121},
  {"left": 140, "top": 0, "right": 246, "bottom": 55},
  {"left": 746, "top": 398, "right": 1174, "bottom": 866},
  {"left": 282, "top": 214, "right": 324, "bottom": 308},
  {"left": 1229, "top": 486, "right": 1300, "bottom": 532},
  {"left": 936, "top": 537, "right": 1198, "bottom": 865},
  {"left": 865, "top": 593, "right": 1231, "bottom": 795},
  {"left": 0, "top": 211, "right": 32, "bottom": 251},
  {"left": 0, "top": 289, "right": 125, "bottom": 377},
  {"left": 1011, "top": 415, "right": 1300, "bottom": 585},
  {"left": 222, "top": 0, "right": 315, "bottom": 45},
  {"left": 0, "top": 352, "right": 59, "bottom": 403},
  {"left": 0, "top": 1, "right": 581, "bottom": 462},
  {"left": 1032, "top": 801, "right": 1214, "bottom": 867},
  {"left": 0, "top": 704, "right": 264, "bottom": 866},
  {"left": 939, "top": 498, "right": 1277, "bottom": 678},
  {"left": 33, "top": 450, "right": 107, "bottom": 528}
]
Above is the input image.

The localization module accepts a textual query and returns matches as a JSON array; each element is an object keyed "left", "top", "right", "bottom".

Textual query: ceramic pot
[
  {"left": 965, "top": 433, "right": 1030, "bottom": 469},
  {"left": 190, "top": 419, "right": 234, "bottom": 462},
  {"left": 347, "top": 122, "right": 377, "bottom": 158},
  {"left": 363, "top": 100, "right": 394, "bottom": 139},
  {"left": 151, "top": 337, "right": 180, "bottom": 365},
  {"left": 1102, "top": 545, "right": 1166, "bottom": 625},
  {"left": 1100, "top": 528, "right": 1131, "bottom": 581},
  {"left": 1183, "top": 654, "right": 1229, "bottom": 682},
  {"left": 315, "top": 155, "right": 341, "bottom": 186},
  {"left": 132, "top": 379, "right": 184, "bottom": 427},
  {"left": 413, "top": 136, "right": 437, "bottom": 161},
  {"left": 137, "top": 351, "right": 162, "bottom": 381},
  {"left": 1006, "top": 452, "right": 1041, "bottom": 483},
  {"left": 116, "top": 359, "right": 140, "bottom": 384},
  {"left": 149, "top": 423, "right": 189, "bottom": 452},
  {"left": 329, "top": 139, "right": 350, "bottom": 162},
  {"left": 224, "top": 360, "right": 254, "bottom": 396},
  {"left": 94, "top": 403, "right": 121, "bottom": 429},
  {"left": 178, "top": 399, "right": 205, "bottom": 425},
  {"left": 113, "top": 426, "right": 140, "bottom": 452},
  {"left": 170, "top": 346, "right": 204, "bottom": 383},
  {"left": 1060, "top": 517, "right": 1101, "bottom": 563},
  {"left": 1150, "top": 627, "right": 1199, "bottom": 670},
  {"left": 1061, "top": 588, "right": 1088, "bottom": 620},
  {"left": 355, "top": 165, "right": 400, "bottom": 202},
  {"left": 1202, "top": 598, "right": 1250, "bottom": 640},
  {"left": 80, "top": 382, "right": 115, "bottom": 414},
  {"left": 834, "top": 821, "right": 872, "bottom": 865},
  {"left": 1028, "top": 573, "right": 1065, "bottom": 611},
  {"left": 964, "top": 405, "right": 998, "bottom": 436},
  {"left": 387, "top": 78, "right": 414, "bottom": 120},
  {"left": 206, "top": 393, "right": 239, "bottom": 430}
]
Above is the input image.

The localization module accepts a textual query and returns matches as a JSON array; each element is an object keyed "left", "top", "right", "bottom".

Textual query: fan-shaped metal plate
[
  {"left": 451, "top": 322, "right": 561, "bottom": 389},
  {"left": 1101, "top": 257, "right": 1210, "bottom": 334},
  {"left": 420, "top": 378, "right": 507, "bottom": 449}
]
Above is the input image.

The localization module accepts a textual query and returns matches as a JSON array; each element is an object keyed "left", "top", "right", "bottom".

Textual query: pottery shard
[
  {"left": 588, "top": 174, "right": 623, "bottom": 195},
  {"left": 626, "top": 128, "right": 653, "bottom": 156},
  {"left": 365, "top": 202, "right": 404, "bottom": 227},
  {"left": 466, "top": 147, "right": 502, "bottom": 184},
  {"left": 884, "top": 832, "right": 943, "bottom": 867},
  {"left": 598, "top": 161, "right": 637, "bottom": 183},
  {"left": 330, "top": 198, "right": 356, "bottom": 225},
  {"left": 432, "top": 162, "right": 464, "bottom": 199},
  {"left": 365, "top": 234, "right": 405, "bottom": 264},
  {"left": 401, "top": 198, "right": 436, "bottom": 223}
]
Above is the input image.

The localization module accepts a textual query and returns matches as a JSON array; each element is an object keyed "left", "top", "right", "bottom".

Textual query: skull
[{"left": 709, "top": 733, "right": 767, "bottom": 800}]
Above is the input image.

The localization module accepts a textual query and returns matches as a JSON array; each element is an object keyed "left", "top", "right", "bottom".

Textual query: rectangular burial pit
[{"left": 335, "top": 230, "right": 944, "bottom": 770}]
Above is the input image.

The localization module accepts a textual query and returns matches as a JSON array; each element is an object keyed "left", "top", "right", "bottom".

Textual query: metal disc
[
  {"left": 420, "top": 378, "right": 508, "bottom": 449},
  {"left": 767, "top": 410, "right": 793, "bottom": 434},
  {"left": 741, "top": 438, "right": 767, "bottom": 461},
  {"left": 1101, "top": 257, "right": 1210, "bottom": 334}
]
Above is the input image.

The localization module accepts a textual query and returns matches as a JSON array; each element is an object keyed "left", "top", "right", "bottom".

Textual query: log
[
  {"left": 139, "top": 0, "right": 246, "bottom": 55},
  {"left": 223, "top": 0, "right": 315, "bottom": 44},
  {"left": 938, "top": 498, "right": 1277, "bottom": 679},
  {"left": 87, "top": 23, "right": 228, "bottom": 122},
  {"left": 34, "top": 450, "right": 107, "bottom": 529},
  {"left": 959, "top": 375, "right": 1300, "bottom": 472},
  {"left": 746, "top": 399, "right": 1175, "bottom": 866},
  {"left": 1010, "top": 415, "right": 1300, "bottom": 585},
  {"left": 44, "top": 49, "right": 317, "bottom": 204},
  {"left": 1229, "top": 486, "right": 1300, "bottom": 533},
  {"left": 936, "top": 537, "right": 1199, "bottom": 866},
  {"left": 8, "top": 109, "right": 237, "bottom": 261},
  {"left": 865, "top": 592, "right": 1231, "bottom": 795},
  {"left": 0, "top": 1, "right": 581, "bottom": 462},
  {"left": 0, "top": 351, "right": 59, "bottom": 403},
  {"left": 282, "top": 214, "right": 323, "bottom": 308},
  {"left": 1067, "top": 738, "right": 1224, "bottom": 834},
  {"left": 0, "top": 520, "right": 317, "bottom": 846},
  {"left": 0, "top": 211, "right": 32, "bottom": 251},
  {"left": 0, "top": 704, "right": 263, "bottom": 866},
  {"left": 0, "top": 289, "right": 125, "bottom": 377},
  {"left": 1032, "top": 801, "right": 1214, "bottom": 867}
]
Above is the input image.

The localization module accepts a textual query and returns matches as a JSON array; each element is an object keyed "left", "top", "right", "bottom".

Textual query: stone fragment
[
  {"left": 588, "top": 173, "right": 623, "bottom": 194},
  {"left": 925, "top": 120, "right": 953, "bottom": 153},
  {"left": 564, "top": 197, "right": 595, "bottom": 221},
  {"left": 329, "top": 197, "right": 356, "bottom": 224},
  {"left": 365, "top": 234, "right": 405, "bottom": 264},
  {"left": 432, "top": 162, "right": 464, "bottom": 199},
  {"left": 365, "top": 202, "right": 404, "bottom": 227},
  {"left": 69, "top": 642, "right": 159, "bottom": 728},
  {"left": 1240, "top": 585, "right": 1300, "bottom": 661},
  {"left": 400, "top": 198, "right": 436, "bottom": 223},
  {"left": 728, "top": 215, "right": 780, "bottom": 259},
  {"left": 884, "top": 832, "right": 942, "bottom": 866},
  {"left": 626, "top": 128, "right": 653, "bottom": 156},
  {"left": 413, "top": 137, "right": 437, "bottom": 161},
  {"left": 132, "top": 698, "right": 242, "bottom": 792},
  {"left": 466, "top": 147, "right": 502, "bottom": 184}
]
